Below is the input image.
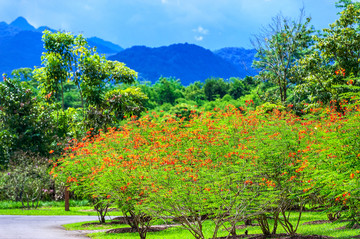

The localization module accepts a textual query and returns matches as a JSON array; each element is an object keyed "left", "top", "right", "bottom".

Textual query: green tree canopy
[
  {"left": 295, "top": 4, "right": 360, "bottom": 104},
  {"left": 153, "top": 77, "right": 183, "bottom": 105},
  {"left": 203, "top": 78, "right": 229, "bottom": 101},
  {"left": 34, "top": 30, "right": 138, "bottom": 110}
]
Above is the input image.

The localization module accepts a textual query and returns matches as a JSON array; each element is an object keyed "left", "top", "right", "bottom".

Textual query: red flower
[{"left": 45, "top": 92, "right": 52, "bottom": 99}]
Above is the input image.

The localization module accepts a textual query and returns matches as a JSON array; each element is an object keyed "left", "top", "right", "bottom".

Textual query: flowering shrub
[
  {"left": 52, "top": 100, "right": 360, "bottom": 237},
  {"left": 0, "top": 77, "right": 56, "bottom": 165},
  {"left": 0, "top": 151, "right": 52, "bottom": 208}
]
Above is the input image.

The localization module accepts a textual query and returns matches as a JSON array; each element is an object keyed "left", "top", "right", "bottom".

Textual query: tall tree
[
  {"left": 252, "top": 10, "right": 314, "bottom": 103},
  {"left": 33, "top": 31, "right": 138, "bottom": 211},
  {"left": 37, "top": 31, "right": 78, "bottom": 111}
]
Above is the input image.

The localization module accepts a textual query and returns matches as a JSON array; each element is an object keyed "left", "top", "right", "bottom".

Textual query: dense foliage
[{"left": 53, "top": 101, "right": 360, "bottom": 238}]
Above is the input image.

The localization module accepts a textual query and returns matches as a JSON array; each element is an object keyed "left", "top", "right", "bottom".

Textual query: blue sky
[{"left": 0, "top": 0, "right": 340, "bottom": 50}]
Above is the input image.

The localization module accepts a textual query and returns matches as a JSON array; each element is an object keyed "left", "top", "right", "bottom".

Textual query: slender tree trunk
[
  {"left": 272, "top": 211, "right": 279, "bottom": 234},
  {"left": 61, "top": 80, "right": 65, "bottom": 111},
  {"left": 283, "top": 85, "right": 287, "bottom": 103},
  {"left": 65, "top": 186, "right": 70, "bottom": 211},
  {"left": 78, "top": 84, "right": 85, "bottom": 116},
  {"left": 75, "top": 80, "right": 86, "bottom": 120}
]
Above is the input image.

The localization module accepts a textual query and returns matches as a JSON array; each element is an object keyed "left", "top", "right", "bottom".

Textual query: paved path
[{"left": 0, "top": 215, "right": 99, "bottom": 239}]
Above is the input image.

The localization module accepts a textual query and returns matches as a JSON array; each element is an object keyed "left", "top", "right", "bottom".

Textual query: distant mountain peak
[
  {"left": 37, "top": 26, "right": 53, "bottom": 32},
  {"left": 10, "top": 16, "right": 35, "bottom": 31},
  {"left": 0, "top": 16, "right": 125, "bottom": 75},
  {"left": 109, "top": 43, "right": 242, "bottom": 85},
  {"left": 87, "top": 37, "right": 123, "bottom": 54}
]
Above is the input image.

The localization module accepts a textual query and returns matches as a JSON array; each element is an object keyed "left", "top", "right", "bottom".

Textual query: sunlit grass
[
  {"left": 89, "top": 226, "right": 193, "bottom": 239},
  {"left": 0, "top": 200, "right": 123, "bottom": 218},
  {"left": 63, "top": 220, "right": 125, "bottom": 231},
  {"left": 0, "top": 206, "right": 98, "bottom": 216},
  {"left": 3, "top": 200, "right": 359, "bottom": 238},
  {"left": 0, "top": 199, "right": 91, "bottom": 209},
  {"left": 63, "top": 211, "right": 360, "bottom": 239}
]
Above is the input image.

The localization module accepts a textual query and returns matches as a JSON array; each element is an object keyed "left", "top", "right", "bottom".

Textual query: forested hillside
[
  {"left": 109, "top": 43, "right": 244, "bottom": 85},
  {"left": 214, "top": 47, "right": 258, "bottom": 76}
]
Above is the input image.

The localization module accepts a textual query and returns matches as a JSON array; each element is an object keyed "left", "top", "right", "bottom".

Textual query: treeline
[{"left": 10, "top": 71, "right": 259, "bottom": 111}]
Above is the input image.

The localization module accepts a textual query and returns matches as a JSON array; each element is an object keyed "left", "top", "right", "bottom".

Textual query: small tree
[
  {"left": 152, "top": 77, "right": 183, "bottom": 105},
  {"left": 0, "top": 151, "right": 52, "bottom": 209},
  {"left": 203, "top": 78, "right": 229, "bottom": 101},
  {"left": 183, "top": 81, "right": 206, "bottom": 104},
  {"left": 228, "top": 77, "right": 248, "bottom": 99}
]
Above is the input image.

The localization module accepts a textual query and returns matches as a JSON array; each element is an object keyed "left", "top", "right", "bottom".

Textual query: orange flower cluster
[
  {"left": 50, "top": 99, "right": 360, "bottom": 226},
  {"left": 335, "top": 68, "right": 345, "bottom": 76}
]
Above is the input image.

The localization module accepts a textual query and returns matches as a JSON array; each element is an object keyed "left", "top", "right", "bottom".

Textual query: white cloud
[
  {"left": 194, "top": 36, "right": 203, "bottom": 41},
  {"left": 193, "top": 26, "right": 208, "bottom": 35},
  {"left": 193, "top": 26, "right": 208, "bottom": 41}
]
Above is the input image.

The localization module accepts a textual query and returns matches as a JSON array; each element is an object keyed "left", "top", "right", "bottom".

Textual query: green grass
[
  {"left": 89, "top": 226, "right": 193, "bottom": 239},
  {"left": 0, "top": 199, "right": 101, "bottom": 216},
  {"left": 0, "top": 199, "right": 91, "bottom": 209},
  {"left": 65, "top": 218, "right": 176, "bottom": 231},
  {"left": 63, "top": 211, "right": 360, "bottom": 239},
  {"left": 63, "top": 220, "right": 125, "bottom": 231},
  {"left": 2, "top": 201, "right": 359, "bottom": 238},
  {"left": 0, "top": 201, "right": 125, "bottom": 219},
  {"left": 0, "top": 206, "right": 100, "bottom": 216}
]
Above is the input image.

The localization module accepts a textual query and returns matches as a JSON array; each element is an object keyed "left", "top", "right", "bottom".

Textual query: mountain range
[
  {"left": 0, "top": 17, "right": 124, "bottom": 75},
  {"left": 109, "top": 44, "right": 247, "bottom": 85},
  {"left": 0, "top": 17, "right": 257, "bottom": 84}
]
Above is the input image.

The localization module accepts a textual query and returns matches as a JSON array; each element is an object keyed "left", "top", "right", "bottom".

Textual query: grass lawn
[
  {"left": 0, "top": 200, "right": 105, "bottom": 216},
  {"left": 63, "top": 211, "right": 360, "bottom": 239},
  {"left": 2, "top": 201, "right": 359, "bottom": 238},
  {"left": 0, "top": 206, "right": 100, "bottom": 216}
]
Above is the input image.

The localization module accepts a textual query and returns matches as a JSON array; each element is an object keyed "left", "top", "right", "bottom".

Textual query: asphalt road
[{"left": 0, "top": 215, "right": 99, "bottom": 239}]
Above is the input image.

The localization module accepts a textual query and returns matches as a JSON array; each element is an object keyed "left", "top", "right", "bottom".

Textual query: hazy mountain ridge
[
  {"left": 0, "top": 17, "right": 124, "bottom": 75},
  {"left": 213, "top": 47, "right": 258, "bottom": 76},
  {"left": 87, "top": 37, "right": 123, "bottom": 54},
  {"left": 0, "top": 30, "right": 43, "bottom": 74},
  {"left": 0, "top": 17, "right": 257, "bottom": 84},
  {"left": 109, "top": 43, "right": 257, "bottom": 85}
]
